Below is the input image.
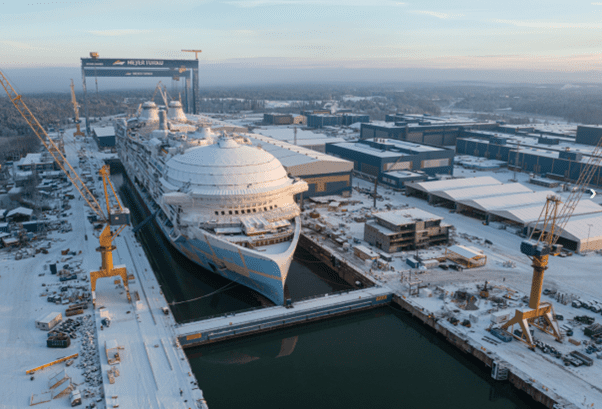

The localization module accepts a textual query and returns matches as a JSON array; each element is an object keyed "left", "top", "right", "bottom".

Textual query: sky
[{"left": 2, "top": 0, "right": 602, "bottom": 91}]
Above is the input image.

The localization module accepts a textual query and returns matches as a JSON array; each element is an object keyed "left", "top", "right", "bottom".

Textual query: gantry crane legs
[{"left": 0, "top": 69, "right": 131, "bottom": 305}]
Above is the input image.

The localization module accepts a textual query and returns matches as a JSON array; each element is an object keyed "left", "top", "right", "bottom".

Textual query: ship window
[
  {"left": 215, "top": 211, "right": 218, "bottom": 215},
  {"left": 264, "top": 207, "right": 267, "bottom": 211},
  {"left": 229, "top": 211, "right": 233, "bottom": 215},
  {"left": 253, "top": 209, "right": 257, "bottom": 213},
  {"left": 269, "top": 206, "right": 273, "bottom": 210},
  {"left": 241, "top": 209, "right": 245, "bottom": 214},
  {"left": 221, "top": 211, "right": 225, "bottom": 215},
  {"left": 274, "top": 204, "right": 277, "bottom": 208},
  {"left": 235, "top": 210, "right": 239, "bottom": 215}
]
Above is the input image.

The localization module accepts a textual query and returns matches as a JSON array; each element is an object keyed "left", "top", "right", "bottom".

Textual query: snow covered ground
[
  {"left": 299, "top": 165, "right": 602, "bottom": 407},
  {"left": 0, "top": 129, "right": 207, "bottom": 408}
]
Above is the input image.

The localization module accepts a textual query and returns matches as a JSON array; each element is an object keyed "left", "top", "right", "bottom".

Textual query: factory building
[
  {"left": 92, "top": 126, "right": 116, "bottom": 148},
  {"left": 245, "top": 133, "right": 354, "bottom": 198},
  {"left": 364, "top": 208, "right": 450, "bottom": 252},
  {"left": 14, "top": 153, "right": 57, "bottom": 172},
  {"left": 456, "top": 130, "right": 602, "bottom": 186},
  {"left": 360, "top": 120, "right": 496, "bottom": 147},
  {"left": 405, "top": 176, "right": 602, "bottom": 232},
  {"left": 263, "top": 113, "right": 294, "bottom": 125},
  {"left": 325, "top": 138, "right": 454, "bottom": 184},
  {"left": 576, "top": 125, "right": 602, "bottom": 146},
  {"left": 530, "top": 213, "right": 602, "bottom": 252},
  {"left": 306, "top": 113, "right": 369, "bottom": 128}
]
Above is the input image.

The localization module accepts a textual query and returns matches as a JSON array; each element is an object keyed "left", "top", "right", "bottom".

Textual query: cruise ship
[{"left": 115, "top": 102, "right": 308, "bottom": 305}]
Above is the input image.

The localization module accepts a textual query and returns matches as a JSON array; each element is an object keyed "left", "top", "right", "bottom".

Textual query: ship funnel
[
  {"left": 140, "top": 101, "right": 159, "bottom": 123},
  {"left": 168, "top": 100, "right": 187, "bottom": 122},
  {"left": 159, "top": 110, "right": 168, "bottom": 131}
]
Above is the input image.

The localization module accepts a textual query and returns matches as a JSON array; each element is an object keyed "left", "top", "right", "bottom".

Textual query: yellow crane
[
  {"left": 151, "top": 81, "right": 169, "bottom": 109},
  {"left": 181, "top": 49, "right": 202, "bottom": 59},
  {"left": 70, "top": 79, "right": 85, "bottom": 138},
  {"left": 0, "top": 70, "right": 131, "bottom": 304},
  {"left": 502, "top": 137, "right": 602, "bottom": 348}
]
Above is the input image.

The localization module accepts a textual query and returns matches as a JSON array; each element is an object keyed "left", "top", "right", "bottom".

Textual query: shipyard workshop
[{"left": 404, "top": 175, "right": 602, "bottom": 252}]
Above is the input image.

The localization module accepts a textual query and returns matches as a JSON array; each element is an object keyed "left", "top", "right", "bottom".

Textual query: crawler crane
[
  {"left": 0, "top": 70, "right": 131, "bottom": 304},
  {"left": 502, "top": 140, "right": 602, "bottom": 348}
]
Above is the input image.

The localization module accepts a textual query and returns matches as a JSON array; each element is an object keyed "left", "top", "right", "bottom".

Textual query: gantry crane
[
  {"left": 502, "top": 137, "right": 602, "bottom": 348},
  {"left": 0, "top": 69, "right": 131, "bottom": 304},
  {"left": 70, "top": 79, "right": 85, "bottom": 138}
]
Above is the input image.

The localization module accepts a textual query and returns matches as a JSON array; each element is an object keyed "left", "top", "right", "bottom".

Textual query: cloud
[
  {"left": 0, "top": 40, "right": 36, "bottom": 50},
  {"left": 592, "top": 2, "right": 602, "bottom": 4},
  {"left": 493, "top": 19, "right": 602, "bottom": 29},
  {"left": 410, "top": 10, "right": 464, "bottom": 19},
  {"left": 88, "top": 29, "right": 151, "bottom": 37}
]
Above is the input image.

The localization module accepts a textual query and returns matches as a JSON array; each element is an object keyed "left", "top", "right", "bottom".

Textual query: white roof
[
  {"left": 37, "top": 311, "right": 61, "bottom": 324},
  {"left": 459, "top": 190, "right": 556, "bottom": 212},
  {"left": 164, "top": 136, "right": 293, "bottom": 196},
  {"left": 332, "top": 142, "right": 401, "bottom": 158},
  {"left": 374, "top": 208, "right": 442, "bottom": 226},
  {"left": 6, "top": 207, "right": 33, "bottom": 217},
  {"left": 491, "top": 199, "right": 602, "bottom": 225},
  {"left": 536, "top": 213, "right": 602, "bottom": 242},
  {"left": 406, "top": 176, "right": 502, "bottom": 194},
  {"left": 447, "top": 245, "right": 483, "bottom": 260},
  {"left": 433, "top": 183, "right": 533, "bottom": 202},
  {"left": 93, "top": 126, "right": 115, "bottom": 137}
]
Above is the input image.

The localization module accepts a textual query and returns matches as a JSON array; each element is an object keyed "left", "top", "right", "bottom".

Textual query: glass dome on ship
[{"left": 117, "top": 118, "right": 308, "bottom": 305}]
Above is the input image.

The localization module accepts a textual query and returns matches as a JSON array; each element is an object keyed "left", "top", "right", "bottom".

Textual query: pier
[{"left": 176, "top": 287, "right": 393, "bottom": 348}]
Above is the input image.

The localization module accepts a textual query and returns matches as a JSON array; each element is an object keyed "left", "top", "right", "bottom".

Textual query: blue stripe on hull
[{"left": 174, "top": 235, "right": 285, "bottom": 305}]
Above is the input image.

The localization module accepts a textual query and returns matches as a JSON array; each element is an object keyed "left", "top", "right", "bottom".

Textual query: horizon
[{"left": 3, "top": 1, "right": 602, "bottom": 92}]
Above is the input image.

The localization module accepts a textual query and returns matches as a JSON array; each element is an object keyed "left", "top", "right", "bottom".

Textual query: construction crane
[
  {"left": 181, "top": 49, "right": 202, "bottom": 59},
  {"left": 502, "top": 136, "right": 602, "bottom": 348},
  {"left": 151, "top": 81, "right": 169, "bottom": 110},
  {"left": 70, "top": 79, "right": 85, "bottom": 138},
  {"left": 0, "top": 69, "right": 131, "bottom": 304}
]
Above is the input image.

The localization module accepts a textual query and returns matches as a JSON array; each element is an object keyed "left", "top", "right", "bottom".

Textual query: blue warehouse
[{"left": 325, "top": 138, "right": 454, "bottom": 187}]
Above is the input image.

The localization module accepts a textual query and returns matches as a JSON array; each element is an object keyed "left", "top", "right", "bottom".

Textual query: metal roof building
[{"left": 531, "top": 213, "right": 602, "bottom": 252}]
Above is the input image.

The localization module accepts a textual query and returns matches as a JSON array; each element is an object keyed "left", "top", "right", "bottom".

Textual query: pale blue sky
[{"left": 2, "top": 0, "right": 602, "bottom": 87}]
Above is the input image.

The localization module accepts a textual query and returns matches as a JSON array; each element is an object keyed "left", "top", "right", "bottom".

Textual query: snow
[{"left": 0, "top": 128, "right": 207, "bottom": 409}]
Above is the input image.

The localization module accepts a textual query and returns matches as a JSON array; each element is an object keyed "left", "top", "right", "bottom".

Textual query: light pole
[{"left": 586, "top": 223, "right": 593, "bottom": 253}]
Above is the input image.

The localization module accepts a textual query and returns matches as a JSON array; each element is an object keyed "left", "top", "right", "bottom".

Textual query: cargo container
[
  {"left": 47, "top": 333, "right": 71, "bottom": 348},
  {"left": 35, "top": 312, "right": 62, "bottom": 331}
]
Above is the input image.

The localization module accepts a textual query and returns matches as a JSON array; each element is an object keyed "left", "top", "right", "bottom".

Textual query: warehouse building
[
  {"left": 325, "top": 138, "right": 454, "bottom": 183},
  {"left": 576, "top": 125, "right": 602, "bottom": 146},
  {"left": 529, "top": 213, "right": 602, "bottom": 252},
  {"left": 245, "top": 133, "right": 354, "bottom": 197},
  {"left": 405, "top": 176, "right": 602, "bottom": 228},
  {"left": 263, "top": 113, "right": 294, "bottom": 125},
  {"left": 360, "top": 120, "right": 496, "bottom": 147},
  {"left": 15, "top": 153, "right": 57, "bottom": 172},
  {"left": 306, "top": 113, "right": 369, "bottom": 128},
  {"left": 92, "top": 126, "right": 116, "bottom": 148},
  {"left": 364, "top": 208, "right": 450, "bottom": 252},
  {"left": 456, "top": 130, "right": 602, "bottom": 187}
]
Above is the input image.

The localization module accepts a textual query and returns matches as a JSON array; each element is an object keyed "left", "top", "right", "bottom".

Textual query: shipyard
[{"left": 3, "top": 4, "right": 602, "bottom": 408}]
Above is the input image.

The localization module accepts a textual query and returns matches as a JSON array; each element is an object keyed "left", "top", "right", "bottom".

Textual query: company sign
[
  {"left": 81, "top": 58, "right": 197, "bottom": 69},
  {"left": 83, "top": 69, "right": 188, "bottom": 78}
]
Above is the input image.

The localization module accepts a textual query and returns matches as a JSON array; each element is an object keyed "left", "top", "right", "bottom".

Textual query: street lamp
[{"left": 586, "top": 223, "right": 593, "bottom": 253}]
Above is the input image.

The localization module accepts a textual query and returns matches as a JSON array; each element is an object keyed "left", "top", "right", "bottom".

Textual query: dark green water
[{"left": 110, "top": 164, "right": 538, "bottom": 409}]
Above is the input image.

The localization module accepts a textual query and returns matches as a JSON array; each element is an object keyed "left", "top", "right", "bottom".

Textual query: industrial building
[
  {"left": 14, "top": 153, "right": 57, "bottom": 173},
  {"left": 361, "top": 117, "right": 496, "bottom": 147},
  {"left": 456, "top": 129, "right": 602, "bottom": 186},
  {"left": 405, "top": 176, "right": 602, "bottom": 231},
  {"left": 254, "top": 127, "right": 345, "bottom": 153},
  {"left": 306, "top": 113, "right": 369, "bottom": 128},
  {"left": 92, "top": 126, "right": 116, "bottom": 148},
  {"left": 364, "top": 208, "right": 450, "bottom": 252},
  {"left": 263, "top": 113, "right": 294, "bottom": 125},
  {"left": 325, "top": 138, "right": 454, "bottom": 184},
  {"left": 576, "top": 125, "right": 602, "bottom": 146},
  {"left": 530, "top": 213, "right": 602, "bottom": 252},
  {"left": 244, "top": 133, "right": 354, "bottom": 197}
]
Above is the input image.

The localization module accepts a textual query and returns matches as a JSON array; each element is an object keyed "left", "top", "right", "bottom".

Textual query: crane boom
[
  {"left": 504, "top": 135, "right": 602, "bottom": 348},
  {"left": 0, "top": 68, "right": 131, "bottom": 305},
  {"left": 0, "top": 71, "right": 105, "bottom": 220}
]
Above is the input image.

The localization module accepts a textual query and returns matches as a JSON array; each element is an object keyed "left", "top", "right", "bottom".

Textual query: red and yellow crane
[
  {"left": 503, "top": 139, "right": 602, "bottom": 348},
  {"left": 70, "top": 79, "right": 85, "bottom": 138},
  {"left": 0, "top": 70, "right": 131, "bottom": 304}
]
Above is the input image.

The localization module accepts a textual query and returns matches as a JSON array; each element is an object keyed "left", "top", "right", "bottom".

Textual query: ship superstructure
[{"left": 116, "top": 109, "right": 308, "bottom": 305}]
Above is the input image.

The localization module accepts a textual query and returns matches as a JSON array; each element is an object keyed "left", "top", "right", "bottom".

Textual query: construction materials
[
  {"left": 35, "top": 312, "right": 62, "bottom": 331},
  {"left": 0, "top": 70, "right": 132, "bottom": 304},
  {"left": 47, "top": 333, "right": 71, "bottom": 348},
  {"left": 25, "top": 353, "right": 79, "bottom": 374}
]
